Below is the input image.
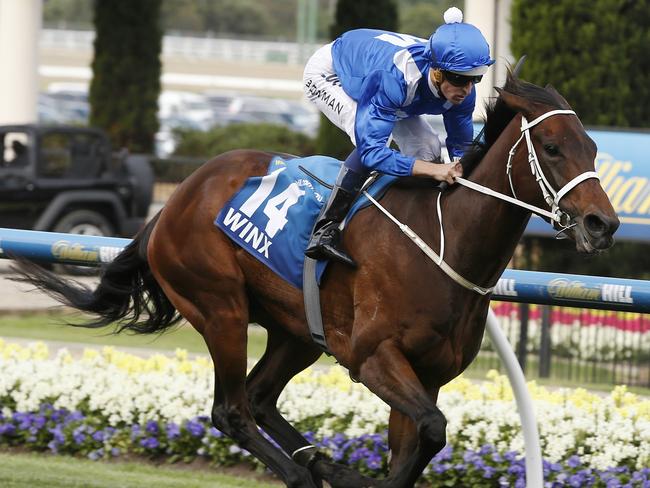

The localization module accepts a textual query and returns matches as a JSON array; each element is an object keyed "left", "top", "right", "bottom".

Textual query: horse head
[{"left": 494, "top": 73, "right": 619, "bottom": 253}]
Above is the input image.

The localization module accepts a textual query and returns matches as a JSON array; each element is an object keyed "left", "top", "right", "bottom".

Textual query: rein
[{"left": 365, "top": 108, "right": 600, "bottom": 295}]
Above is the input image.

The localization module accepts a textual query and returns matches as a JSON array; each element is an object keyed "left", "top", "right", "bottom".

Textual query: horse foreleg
[
  {"left": 246, "top": 327, "right": 376, "bottom": 488},
  {"left": 356, "top": 342, "right": 446, "bottom": 488}
]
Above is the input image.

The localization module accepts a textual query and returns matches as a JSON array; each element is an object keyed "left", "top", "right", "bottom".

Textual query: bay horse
[{"left": 16, "top": 73, "right": 619, "bottom": 487}]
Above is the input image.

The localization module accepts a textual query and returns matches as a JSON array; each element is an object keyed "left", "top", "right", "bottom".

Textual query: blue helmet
[{"left": 424, "top": 8, "right": 495, "bottom": 75}]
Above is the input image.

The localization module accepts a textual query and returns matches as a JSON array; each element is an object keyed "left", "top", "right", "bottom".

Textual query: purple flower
[
  {"left": 208, "top": 427, "right": 222, "bottom": 438},
  {"left": 479, "top": 444, "right": 494, "bottom": 455},
  {"left": 49, "top": 426, "right": 65, "bottom": 444},
  {"left": 472, "top": 457, "right": 486, "bottom": 470},
  {"left": 15, "top": 412, "right": 32, "bottom": 430},
  {"left": 349, "top": 447, "right": 370, "bottom": 463},
  {"left": 483, "top": 465, "right": 496, "bottom": 478},
  {"left": 72, "top": 426, "right": 86, "bottom": 445},
  {"left": 64, "top": 411, "right": 85, "bottom": 424},
  {"left": 433, "top": 444, "right": 453, "bottom": 462},
  {"left": 303, "top": 431, "right": 316, "bottom": 443},
  {"left": 91, "top": 430, "right": 105, "bottom": 442},
  {"left": 567, "top": 455, "right": 582, "bottom": 468},
  {"left": 508, "top": 463, "right": 525, "bottom": 476},
  {"left": 432, "top": 462, "right": 451, "bottom": 474},
  {"left": 145, "top": 420, "right": 159, "bottom": 435},
  {"left": 569, "top": 474, "right": 586, "bottom": 487},
  {"left": 140, "top": 436, "right": 160, "bottom": 450},
  {"left": 33, "top": 415, "right": 46, "bottom": 429},
  {"left": 504, "top": 450, "right": 520, "bottom": 462},
  {"left": 166, "top": 422, "right": 180, "bottom": 440},
  {"left": 463, "top": 450, "right": 479, "bottom": 463},
  {"left": 332, "top": 449, "right": 344, "bottom": 462},
  {"left": 0, "top": 423, "right": 16, "bottom": 436},
  {"left": 365, "top": 453, "right": 382, "bottom": 471},
  {"left": 185, "top": 420, "right": 205, "bottom": 438}
]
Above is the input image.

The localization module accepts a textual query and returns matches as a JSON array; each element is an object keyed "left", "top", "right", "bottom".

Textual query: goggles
[{"left": 443, "top": 71, "right": 483, "bottom": 87}]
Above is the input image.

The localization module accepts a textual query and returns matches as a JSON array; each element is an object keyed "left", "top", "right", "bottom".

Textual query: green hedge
[
  {"left": 151, "top": 123, "right": 317, "bottom": 182},
  {"left": 173, "top": 123, "right": 316, "bottom": 158}
]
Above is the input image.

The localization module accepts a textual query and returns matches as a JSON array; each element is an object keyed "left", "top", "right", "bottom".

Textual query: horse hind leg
[
  {"left": 153, "top": 266, "right": 317, "bottom": 487},
  {"left": 246, "top": 326, "right": 377, "bottom": 488},
  {"left": 202, "top": 304, "right": 322, "bottom": 488}
]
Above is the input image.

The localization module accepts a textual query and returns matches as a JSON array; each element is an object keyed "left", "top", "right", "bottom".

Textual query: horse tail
[{"left": 14, "top": 213, "right": 182, "bottom": 335}]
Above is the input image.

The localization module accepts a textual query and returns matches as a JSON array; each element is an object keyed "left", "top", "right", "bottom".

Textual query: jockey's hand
[{"left": 412, "top": 159, "right": 463, "bottom": 185}]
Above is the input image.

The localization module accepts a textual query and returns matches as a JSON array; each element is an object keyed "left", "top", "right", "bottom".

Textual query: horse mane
[{"left": 461, "top": 71, "right": 567, "bottom": 177}]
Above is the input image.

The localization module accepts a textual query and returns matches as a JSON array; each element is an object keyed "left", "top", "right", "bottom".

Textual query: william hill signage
[{"left": 597, "top": 153, "right": 650, "bottom": 224}]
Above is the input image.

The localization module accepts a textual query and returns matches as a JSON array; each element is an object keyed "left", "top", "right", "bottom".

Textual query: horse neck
[{"left": 438, "top": 116, "right": 535, "bottom": 286}]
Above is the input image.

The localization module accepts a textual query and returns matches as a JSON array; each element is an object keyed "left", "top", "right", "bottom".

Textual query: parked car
[{"left": 225, "top": 95, "right": 319, "bottom": 136}]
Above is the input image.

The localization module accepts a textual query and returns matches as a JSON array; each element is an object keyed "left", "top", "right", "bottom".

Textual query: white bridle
[
  {"left": 363, "top": 108, "right": 602, "bottom": 295},
  {"left": 464, "top": 109, "right": 600, "bottom": 233}
]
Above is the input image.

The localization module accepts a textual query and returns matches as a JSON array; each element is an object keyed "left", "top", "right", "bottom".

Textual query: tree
[
  {"left": 316, "top": 0, "right": 399, "bottom": 159},
  {"left": 511, "top": 0, "right": 649, "bottom": 128},
  {"left": 399, "top": 1, "right": 458, "bottom": 38},
  {"left": 89, "top": 1, "right": 162, "bottom": 153}
]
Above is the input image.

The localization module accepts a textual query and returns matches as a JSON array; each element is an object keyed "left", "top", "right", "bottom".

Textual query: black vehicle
[{"left": 0, "top": 124, "right": 153, "bottom": 242}]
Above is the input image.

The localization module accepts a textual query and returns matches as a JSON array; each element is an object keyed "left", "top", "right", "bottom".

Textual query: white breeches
[{"left": 303, "top": 42, "right": 442, "bottom": 162}]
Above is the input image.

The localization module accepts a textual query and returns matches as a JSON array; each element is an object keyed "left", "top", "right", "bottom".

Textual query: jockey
[{"left": 303, "top": 7, "right": 495, "bottom": 266}]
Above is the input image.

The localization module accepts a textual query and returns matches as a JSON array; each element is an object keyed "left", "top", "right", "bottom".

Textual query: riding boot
[{"left": 305, "top": 159, "right": 366, "bottom": 266}]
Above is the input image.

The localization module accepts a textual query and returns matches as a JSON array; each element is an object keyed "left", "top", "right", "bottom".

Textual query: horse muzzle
[{"left": 570, "top": 211, "right": 620, "bottom": 253}]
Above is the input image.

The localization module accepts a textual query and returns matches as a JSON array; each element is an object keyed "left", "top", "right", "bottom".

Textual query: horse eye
[{"left": 544, "top": 144, "right": 560, "bottom": 156}]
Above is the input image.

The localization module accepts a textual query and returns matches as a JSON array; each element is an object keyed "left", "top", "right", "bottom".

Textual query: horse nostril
[{"left": 584, "top": 213, "right": 614, "bottom": 237}]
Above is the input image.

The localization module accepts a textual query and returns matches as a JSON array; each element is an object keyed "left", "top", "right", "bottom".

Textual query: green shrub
[{"left": 173, "top": 123, "right": 316, "bottom": 159}]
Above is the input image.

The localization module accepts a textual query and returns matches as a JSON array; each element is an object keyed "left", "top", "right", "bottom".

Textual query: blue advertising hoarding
[{"left": 525, "top": 128, "right": 650, "bottom": 242}]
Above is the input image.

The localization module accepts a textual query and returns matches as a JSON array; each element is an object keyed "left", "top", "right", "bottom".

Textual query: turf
[{"left": 0, "top": 450, "right": 281, "bottom": 487}]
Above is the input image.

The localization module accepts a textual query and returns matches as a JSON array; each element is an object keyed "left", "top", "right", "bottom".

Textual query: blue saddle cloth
[{"left": 214, "top": 155, "right": 396, "bottom": 289}]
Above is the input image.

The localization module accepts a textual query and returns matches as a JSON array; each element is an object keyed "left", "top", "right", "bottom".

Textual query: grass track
[{"left": 0, "top": 451, "right": 280, "bottom": 487}]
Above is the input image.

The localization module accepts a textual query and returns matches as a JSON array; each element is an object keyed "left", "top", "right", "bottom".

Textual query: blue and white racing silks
[{"left": 331, "top": 29, "right": 475, "bottom": 173}]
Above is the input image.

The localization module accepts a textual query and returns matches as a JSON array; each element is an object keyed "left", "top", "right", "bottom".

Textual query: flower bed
[
  {"left": 492, "top": 302, "right": 650, "bottom": 362},
  {"left": 1, "top": 340, "right": 649, "bottom": 486}
]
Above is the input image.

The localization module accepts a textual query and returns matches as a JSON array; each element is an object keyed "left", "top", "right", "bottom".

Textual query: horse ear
[{"left": 495, "top": 87, "right": 535, "bottom": 118}]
